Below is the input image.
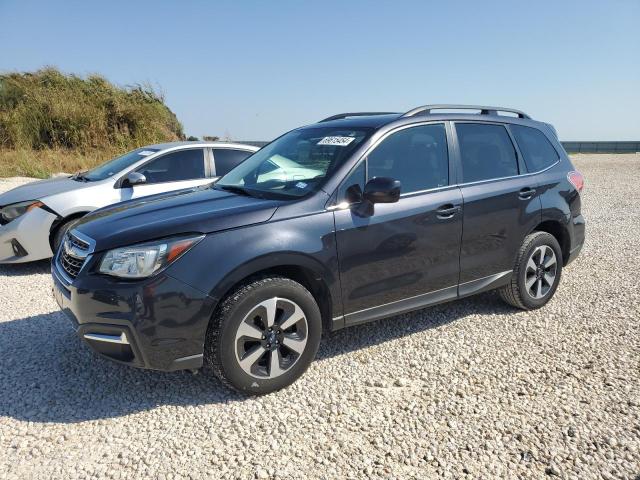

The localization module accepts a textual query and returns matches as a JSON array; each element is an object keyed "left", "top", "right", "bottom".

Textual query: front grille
[
  {"left": 69, "top": 235, "right": 90, "bottom": 251},
  {"left": 60, "top": 250, "right": 85, "bottom": 279},
  {"left": 57, "top": 231, "right": 91, "bottom": 281}
]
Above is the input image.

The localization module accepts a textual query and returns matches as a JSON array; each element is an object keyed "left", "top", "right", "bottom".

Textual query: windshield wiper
[
  {"left": 216, "top": 184, "right": 263, "bottom": 198},
  {"left": 71, "top": 171, "right": 91, "bottom": 182}
]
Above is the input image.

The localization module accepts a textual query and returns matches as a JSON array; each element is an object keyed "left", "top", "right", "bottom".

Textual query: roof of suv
[{"left": 308, "top": 104, "right": 551, "bottom": 134}]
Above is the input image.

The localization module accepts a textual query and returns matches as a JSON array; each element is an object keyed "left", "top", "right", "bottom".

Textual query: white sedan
[{"left": 0, "top": 141, "right": 258, "bottom": 263}]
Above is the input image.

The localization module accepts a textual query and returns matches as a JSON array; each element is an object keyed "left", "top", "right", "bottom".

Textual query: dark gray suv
[{"left": 52, "top": 105, "right": 585, "bottom": 394}]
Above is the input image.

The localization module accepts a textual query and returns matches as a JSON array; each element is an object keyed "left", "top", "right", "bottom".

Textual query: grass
[
  {"left": 0, "top": 68, "right": 184, "bottom": 177},
  {"left": 0, "top": 148, "right": 123, "bottom": 178}
]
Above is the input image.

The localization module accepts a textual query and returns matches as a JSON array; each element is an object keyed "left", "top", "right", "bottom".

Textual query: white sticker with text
[
  {"left": 138, "top": 150, "right": 156, "bottom": 156},
  {"left": 317, "top": 136, "right": 355, "bottom": 146}
]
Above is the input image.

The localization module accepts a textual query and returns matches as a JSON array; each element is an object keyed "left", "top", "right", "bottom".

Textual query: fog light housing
[{"left": 11, "top": 239, "right": 27, "bottom": 257}]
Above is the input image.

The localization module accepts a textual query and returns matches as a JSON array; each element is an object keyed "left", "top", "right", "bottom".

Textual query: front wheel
[
  {"left": 499, "top": 231, "right": 563, "bottom": 310},
  {"left": 205, "top": 276, "right": 322, "bottom": 394},
  {"left": 52, "top": 217, "right": 82, "bottom": 253}
]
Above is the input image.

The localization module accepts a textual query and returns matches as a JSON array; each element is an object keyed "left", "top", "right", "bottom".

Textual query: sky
[{"left": 1, "top": 0, "right": 638, "bottom": 141}]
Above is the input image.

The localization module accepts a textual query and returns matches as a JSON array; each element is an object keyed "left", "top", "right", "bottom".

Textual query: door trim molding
[{"left": 330, "top": 270, "right": 512, "bottom": 331}]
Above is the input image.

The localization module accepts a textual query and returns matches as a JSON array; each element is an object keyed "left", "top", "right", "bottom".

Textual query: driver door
[
  {"left": 333, "top": 123, "right": 463, "bottom": 325},
  {"left": 119, "top": 148, "right": 212, "bottom": 201}
]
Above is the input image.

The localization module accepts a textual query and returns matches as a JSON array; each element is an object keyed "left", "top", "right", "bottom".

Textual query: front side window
[
  {"left": 216, "top": 127, "right": 373, "bottom": 199},
  {"left": 83, "top": 148, "right": 160, "bottom": 181},
  {"left": 337, "top": 124, "right": 449, "bottom": 202},
  {"left": 136, "top": 149, "right": 205, "bottom": 184},
  {"left": 367, "top": 123, "right": 449, "bottom": 194},
  {"left": 456, "top": 123, "right": 518, "bottom": 183},
  {"left": 213, "top": 148, "right": 254, "bottom": 176},
  {"left": 510, "top": 125, "right": 559, "bottom": 172}
]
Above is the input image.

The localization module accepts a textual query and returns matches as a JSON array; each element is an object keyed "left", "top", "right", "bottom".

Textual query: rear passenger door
[
  {"left": 454, "top": 122, "right": 541, "bottom": 290},
  {"left": 212, "top": 148, "right": 255, "bottom": 178}
]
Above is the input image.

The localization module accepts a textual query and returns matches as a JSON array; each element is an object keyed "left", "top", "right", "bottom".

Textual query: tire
[
  {"left": 52, "top": 217, "right": 82, "bottom": 253},
  {"left": 205, "top": 276, "right": 322, "bottom": 395},
  {"left": 499, "top": 231, "right": 563, "bottom": 310}
]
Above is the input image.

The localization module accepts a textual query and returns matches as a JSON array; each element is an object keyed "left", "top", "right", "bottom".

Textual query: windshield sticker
[
  {"left": 138, "top": 150, "right": 156, "bottom": 156},
  {"left": 317, "top": 136, "right": 355, "bottom": 147},
  {"left": 295, "top": 181, "right": 308, "bottom": 189}
]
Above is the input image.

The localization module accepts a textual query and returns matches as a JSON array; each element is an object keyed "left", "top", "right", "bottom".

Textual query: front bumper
[
  {"left": 0, "top": 207, "right": 57, "bottom": 263},
  {"left": 52, "top": 257, "right": 215, "bottom": 371}
]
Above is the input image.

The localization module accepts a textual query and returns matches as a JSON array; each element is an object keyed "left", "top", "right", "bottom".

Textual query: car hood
[
  {"left": 0, "top": 176, "right": 90, "bottom": 207},
  {"left": 74, "top": 187, "right": 282, "bottom": 252}
]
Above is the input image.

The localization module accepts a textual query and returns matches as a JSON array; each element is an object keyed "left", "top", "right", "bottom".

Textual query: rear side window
[
  {"left": 136, "top": 149, "right": 205, "bottom": 184},
  {"left": 456, "top": 123, "right": 518, "bottom": 183},
  {"left": 213, "top": 148, "right": 254, "bottom": 176},
  {"left": 510, "top": 125, "right": 559, "bottom": 172},
  {"left": 367, "top": 123, "right": 449, "bottom": 194}
]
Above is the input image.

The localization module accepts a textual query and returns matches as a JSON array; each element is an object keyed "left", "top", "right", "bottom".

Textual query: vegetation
[{"left": 0, "top": 68, "right": 184, "bottom": 177}]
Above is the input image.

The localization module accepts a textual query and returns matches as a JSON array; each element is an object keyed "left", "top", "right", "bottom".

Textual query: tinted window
[
  {"left": 367, "top": 124, "right": 449, "bottom": 194},
  {"left": 456, "top": 123, "right": 518, "bottom": 183},
  {"left": 136, "top": 149, "right": 205, "bottom": 184},
  {"left": 510, "top": 125, "right": 559, "bottom": 172},
  {"left": 213, "top": 148, "right": 254, "bottom": 176}
]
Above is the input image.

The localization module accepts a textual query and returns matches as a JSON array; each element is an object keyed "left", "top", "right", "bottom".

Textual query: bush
[{"left": 0, "top": 68, "right": 184, "bottom": 151}]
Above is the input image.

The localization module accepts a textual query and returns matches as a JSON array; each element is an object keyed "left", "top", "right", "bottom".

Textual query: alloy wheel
[
  {"left": 525, "top": 245, "right": 557, "bottom": 299},
  {"left": 234, "top": 297, "right": 308, "bottom": 379}
]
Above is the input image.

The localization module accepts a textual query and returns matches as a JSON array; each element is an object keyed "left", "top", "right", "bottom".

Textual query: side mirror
[
  {"left": 363, "top": 177, "right": 401, "bottom": 204},
  {"left": 123, "top": 171, "right": 147, "bottom": 187}
]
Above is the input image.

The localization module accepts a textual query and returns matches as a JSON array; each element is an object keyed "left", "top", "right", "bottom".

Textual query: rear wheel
[
  {"left": 205, "top": 276, "right": 322, "bottom": 394},
  {"left": 499, "top": 231, "right": 563, "bottom": 310}
]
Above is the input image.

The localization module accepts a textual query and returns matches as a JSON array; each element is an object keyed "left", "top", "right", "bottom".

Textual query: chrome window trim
[
  {"left": 326, "top": 122, "right": 561, "bottom": 210},
  {"left": 455, "top": 158, "right": 560, "bottom": 188},
  {"left": 327, "top": 121, "right": 450, "bottom": 209},
  {"left": 131, "top": 147, "right": 208, "bottom": 185}
]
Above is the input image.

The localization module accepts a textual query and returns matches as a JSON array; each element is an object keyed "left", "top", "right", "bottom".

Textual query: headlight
[
  {"left": 99, "top": 235, "right": 204, "bottom": 279},
  {"left": 0, "top": 200, "right": 44, "bottom": 223}
]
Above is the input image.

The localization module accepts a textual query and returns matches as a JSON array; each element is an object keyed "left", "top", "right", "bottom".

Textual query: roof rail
[
  {"left": 401, "top": 104, "right": 530, "bottom": 119},
  {"left": 319, "top": 112, "right": 397, "bottom": 123}
]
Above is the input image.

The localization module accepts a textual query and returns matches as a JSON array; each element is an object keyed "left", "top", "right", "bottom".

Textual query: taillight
[{"left": 567, "top": 171, "right": 584, "bottom": 193}]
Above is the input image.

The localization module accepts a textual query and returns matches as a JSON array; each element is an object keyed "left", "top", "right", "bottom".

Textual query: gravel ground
[{"left": 0, "top": 154, "right": 638, "bottom": 479}]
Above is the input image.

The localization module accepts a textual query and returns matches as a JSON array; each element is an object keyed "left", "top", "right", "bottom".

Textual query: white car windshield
[
  {"left": 80, "top": 148, "right": 160, "bottom": 181},
  {"left": 216, "top": 127, "right": 372, "bottom": 199}
]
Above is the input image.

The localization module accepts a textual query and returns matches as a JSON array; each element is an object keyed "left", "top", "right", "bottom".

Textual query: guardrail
[{"left": 561, "top": 142, "right": 640, "bottom": 153}]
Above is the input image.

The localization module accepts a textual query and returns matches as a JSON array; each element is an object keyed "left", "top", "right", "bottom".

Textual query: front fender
[{"left": 166, "top": 211, "right": 342, "bottom": 319}]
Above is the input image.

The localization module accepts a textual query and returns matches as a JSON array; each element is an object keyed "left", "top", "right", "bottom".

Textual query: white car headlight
[
  {"left": 99, "top": 235, "right": 204, "bottom": 279},
  {"left": 0, "top": 200, "right": 44, "bottom": 224}
]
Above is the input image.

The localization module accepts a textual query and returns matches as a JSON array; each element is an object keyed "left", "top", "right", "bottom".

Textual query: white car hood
[{"left": 0, "top": 176, "right": 93, "bottom": 207}]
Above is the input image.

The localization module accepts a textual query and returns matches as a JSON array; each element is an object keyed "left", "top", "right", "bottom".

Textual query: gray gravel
[{"left": 1, "top": 154, "right": 639, "bottom": 479}]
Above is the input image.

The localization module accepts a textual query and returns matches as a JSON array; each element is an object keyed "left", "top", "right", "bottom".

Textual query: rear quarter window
[{"left": 510, "top": 125, "right": 559, "bottom": 172}]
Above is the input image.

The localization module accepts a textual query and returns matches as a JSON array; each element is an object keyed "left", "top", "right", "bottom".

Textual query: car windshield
[
  {"left": 215, "top": 127, "right": 373, "bottom": 199},
  {"left": 81, "top": 148, "right": 160, "bottom": 181}
]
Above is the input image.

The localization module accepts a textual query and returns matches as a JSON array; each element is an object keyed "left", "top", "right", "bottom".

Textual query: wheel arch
[
  {"left": 532, "top": 220, "right": 570, "bottom": 265},
  {"left": 48, "top": 211, "right": 91, "bottom": 250},
  {"left": 209, "top": 253, "right": 338, "bottom": 333}
]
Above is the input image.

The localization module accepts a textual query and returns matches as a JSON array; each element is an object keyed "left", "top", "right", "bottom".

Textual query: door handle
[
  {"left": 518, "top": 187, "right": 536, "bottom": 200},
  {"left": 436, "top": 204, "right": 460, "bottom": 219}
]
